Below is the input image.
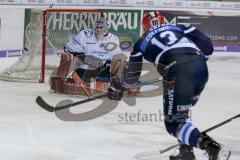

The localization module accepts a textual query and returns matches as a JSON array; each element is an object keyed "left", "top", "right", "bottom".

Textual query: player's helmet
[
  {"left": 142, "top": 11, "right": 164, "bottom": 32},
  {"left": 94, "top": 18, "right": 109, "bottom": 39}
]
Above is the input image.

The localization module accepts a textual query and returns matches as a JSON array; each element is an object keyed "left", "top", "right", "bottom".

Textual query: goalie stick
[
  {"left": 135, "top": 113, "right": 240, "bottom": 159},
  {"left": 71, "top": 70, "right": 93, "bottom": 98},
  {"left": 36, "top": 78, "right": 164, "bottom": 112}
]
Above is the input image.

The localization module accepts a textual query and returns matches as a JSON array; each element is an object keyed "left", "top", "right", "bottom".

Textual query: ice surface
[{"left": 0, "top": 52, "right": 239, "bottom": 160}]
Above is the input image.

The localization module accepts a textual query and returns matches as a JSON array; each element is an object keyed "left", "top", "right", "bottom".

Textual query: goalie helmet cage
[{"left": 0, "top": 9, "right": 103, "bottom": 83}]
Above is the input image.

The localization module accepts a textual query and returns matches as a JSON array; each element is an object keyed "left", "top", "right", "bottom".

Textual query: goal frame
[{"left": 40, "top": 8, "right": 104, "bottom": 83}]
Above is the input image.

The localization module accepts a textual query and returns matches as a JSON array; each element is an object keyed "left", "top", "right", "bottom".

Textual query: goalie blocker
[{"left": 50, "top": 53, "right": 140, "bottom": 97}]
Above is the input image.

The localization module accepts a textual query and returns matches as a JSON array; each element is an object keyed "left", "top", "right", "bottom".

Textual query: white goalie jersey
[{"left": 64, "top": 29, "right": 121, "bottom": 62}]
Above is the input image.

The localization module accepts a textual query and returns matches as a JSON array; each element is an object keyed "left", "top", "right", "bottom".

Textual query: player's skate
[
  {"left": 200, "top": 133, "right": 231, "bottom": 160},
  {"left": 169, "top": 144, "right": 196, "bottom": 160}
]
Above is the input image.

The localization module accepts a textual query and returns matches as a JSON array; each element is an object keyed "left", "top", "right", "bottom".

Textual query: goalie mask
[
  {"left": 94, "top": 18, "right": 109, "bottom": 39},
  {"left": 142, "top": 11, "right": 164, "bottom": 32}
]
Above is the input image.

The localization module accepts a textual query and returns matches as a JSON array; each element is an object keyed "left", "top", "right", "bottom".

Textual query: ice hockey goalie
[{"left": 50, "top": 18, "right": 139, "bottom": 97}]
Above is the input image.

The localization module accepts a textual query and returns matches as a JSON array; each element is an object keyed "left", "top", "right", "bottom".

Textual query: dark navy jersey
[
  {"left": 130, "top": 25, "right": 213, "bottom": 66},
  {"left": 126, "top": 25, "right": 213, "bottom": 81}
]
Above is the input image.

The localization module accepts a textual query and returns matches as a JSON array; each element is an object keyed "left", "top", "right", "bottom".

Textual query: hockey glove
[{"left": 107, "top": 86, "right": 123, "bottom": 101}]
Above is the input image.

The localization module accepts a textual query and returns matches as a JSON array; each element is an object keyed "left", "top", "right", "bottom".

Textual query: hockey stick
[
  {"left": 121, "top": 78, "right": 163, "bottom": 90},
  {"left": 159, "top": 113, "right": 240, "bottom": 154},
  {"left": 36, "top": 93, "right": 107, "bottom": 112},
  {"left": 120, "top": 61, "right": 176, "bottom": 90},
  {"left": 135, "top": 114, "right": 240, "bottom": 159},
  {"left": 72, "top": 70, "right": 93, "bottom": 98},
  {"left": 36, "top": 78, "right": 164, "bottom": 112}
]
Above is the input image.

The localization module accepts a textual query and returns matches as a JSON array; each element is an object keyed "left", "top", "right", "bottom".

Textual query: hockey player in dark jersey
[{"left": 107, "top": 11, "right": 230, "bottom": 160}]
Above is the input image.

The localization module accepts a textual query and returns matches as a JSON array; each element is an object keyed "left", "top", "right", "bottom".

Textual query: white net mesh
[{"left": 0, "top": 9, "right": 102, "bottom": 82}]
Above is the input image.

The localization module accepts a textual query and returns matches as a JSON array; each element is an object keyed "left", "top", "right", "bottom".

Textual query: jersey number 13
[{"left": 151, "top": 31, "right": 178, "bottom": 50}]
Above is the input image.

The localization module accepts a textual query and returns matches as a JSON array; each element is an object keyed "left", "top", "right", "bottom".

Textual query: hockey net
[{"left": 0, "top": 8, "right": 103, "bottom": 83}]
